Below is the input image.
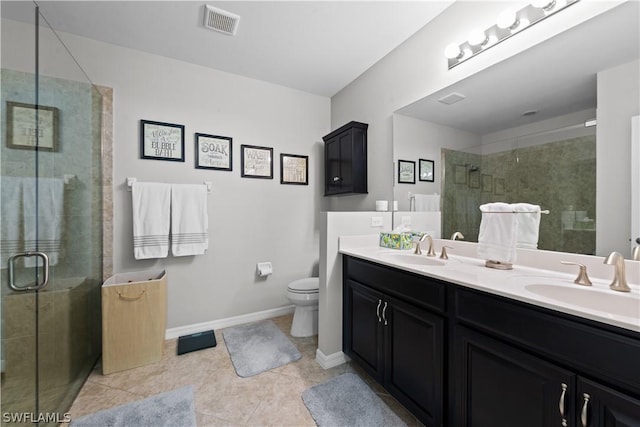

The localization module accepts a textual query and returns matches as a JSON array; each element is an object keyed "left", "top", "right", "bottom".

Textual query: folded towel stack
[{"left": 477, "top": 202, "right": 542, "bottom": 264}]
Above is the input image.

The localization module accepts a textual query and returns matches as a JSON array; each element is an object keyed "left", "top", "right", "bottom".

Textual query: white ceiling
[
  {"left": 1, "top": 1, "right": 454, "bottom": 97},
  {"left": 397, "top": 1, "right": 640, "bottom": 135}
]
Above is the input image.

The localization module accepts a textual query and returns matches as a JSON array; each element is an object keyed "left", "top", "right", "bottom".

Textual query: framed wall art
[
  {"left": 6, "top": 101, "right": 59, "bottom": 151},
  {"left": 482, "top": 174, "right": 493, "bottom": 192},
  {"left": 419, "top": 159, "right": 434, "bottom": 182},
  {"left": 241, "top": 144, "right": 273, "bottom": 179},
  {"left": 195, "top": 133, "right": 232, "bottom": 171},
  {"left": 398, "top": 160, "right": 416, "bottom": 184},
  {"left": 280, "top": 153, "right": 308, "bottom": 185},
  {"left": 140, "top": 119, "right": 185, "bottom": 161}
]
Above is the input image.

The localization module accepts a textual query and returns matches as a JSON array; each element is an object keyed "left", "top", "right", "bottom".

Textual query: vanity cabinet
[
  {"left": 323, "top": 121, "right": 367, "bottom": 196},
  {"left": 343, "top": 256, "right": 445, "bottom": 426},
  {"left": 454, "top": 288, "right": 640, "bottom": 427},
  {"left": 341, "top": 254, "right": 640, "bottom": 427}
]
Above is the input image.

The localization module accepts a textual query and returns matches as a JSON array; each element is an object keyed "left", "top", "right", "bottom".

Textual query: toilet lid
[{"left": 288, "top": 277, "right": 319, "bottom": 293}]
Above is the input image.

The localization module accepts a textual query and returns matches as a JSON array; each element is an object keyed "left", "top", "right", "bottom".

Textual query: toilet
[{"left": 286, "top": 277, "right": 319, "bottom": 337}]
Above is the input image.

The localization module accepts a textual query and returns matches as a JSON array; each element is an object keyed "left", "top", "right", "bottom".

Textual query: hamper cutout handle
[{"left": 117, "top": 290, "right": 146, "bottom": 301}]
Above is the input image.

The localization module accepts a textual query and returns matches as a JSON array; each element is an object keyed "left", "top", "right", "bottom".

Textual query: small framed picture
[
  {"left": 482, "top": 174, "right": 493, "bottom": 192},
  {"left": 454, "top": 165, "right": 467, "bottom": 185},
  {"left": 419, "top": 159, "right": 434, "bottom": 182},
  {"left": 494, "top": 178, "right": 505, "bottom": 195},
  {"left": 6, "top": 101, "right": 59, "bottom": 151},
  {"left": 195, "top": 133, "right": 232, "bottom": 171},
  {"left": 140, "top": 119, "right": 185, "bottom": 161},
  {"left": 241, "top": 144, "right": 273, "bottom": 179},
  {"left": 398, "top": 160, "right": 416, "bottom": 184},
  {"left": 468, "top": 169, "right": 480, "bottom": 189},
  {"left": 280, "top": 153, "right": 308, "bottom": 185}
]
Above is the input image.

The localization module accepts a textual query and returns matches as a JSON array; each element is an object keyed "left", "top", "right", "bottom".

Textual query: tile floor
[{"left": 67, "top": 314, "right": 423, "bottom": 426}]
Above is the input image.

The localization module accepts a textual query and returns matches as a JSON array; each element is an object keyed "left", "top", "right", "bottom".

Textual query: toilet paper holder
[{"left": 256, "top": 262, "right": 272, "bottom": 277}]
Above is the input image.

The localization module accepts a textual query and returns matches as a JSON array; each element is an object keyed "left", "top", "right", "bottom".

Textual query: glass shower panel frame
[{"left": 1, "top": 4, "right": 103, "bottom": 425}]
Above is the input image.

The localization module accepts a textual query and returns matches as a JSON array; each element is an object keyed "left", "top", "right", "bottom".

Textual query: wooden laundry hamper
[{"left": 101, "top": 270, "right": 167, "bottom": 374}]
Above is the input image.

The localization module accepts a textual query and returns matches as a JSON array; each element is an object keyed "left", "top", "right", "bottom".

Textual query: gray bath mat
[
  {"left": 302, "top": 373, "right": 406, "bottom": 427},
  {"left": 222, "top": 319, "right": 301, "bottom": 377},
  {"left": 70, "top": 385, "right": 196, "bottom": 427}
]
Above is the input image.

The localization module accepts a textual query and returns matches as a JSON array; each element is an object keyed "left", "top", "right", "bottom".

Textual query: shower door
[{"left": 1, "top": 3, "right": 103, "bottom": 425}]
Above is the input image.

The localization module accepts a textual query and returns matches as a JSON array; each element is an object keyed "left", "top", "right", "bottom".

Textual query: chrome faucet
[
  {"left": 414, "top": 234, "right": 436, "bottom": 257},
  {"left": 451, "top": 231, "right": 464, "bottom": 241},
  {"left": 633, "top": 246, "right": 640, "bottom": 261},
  {"left": 603, "top": 251, "right": 630, "bottom": 292}
]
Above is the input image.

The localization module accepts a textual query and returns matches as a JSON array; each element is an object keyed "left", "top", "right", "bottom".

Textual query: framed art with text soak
[{"left": 195, "top": 133, "right": 232, "bottom": 170}]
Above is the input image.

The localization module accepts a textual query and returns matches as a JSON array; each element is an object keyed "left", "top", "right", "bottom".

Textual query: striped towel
[
  {"left": 131, "top": 182, "right": 171, "bottom": 259},
  {"left": 171, "top": 184, "right": 208, "bottom": 256}
]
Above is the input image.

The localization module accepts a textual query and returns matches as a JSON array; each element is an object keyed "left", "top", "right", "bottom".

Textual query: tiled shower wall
[{"left": 443, "top": 135, "right": 597, "bottom": 255}]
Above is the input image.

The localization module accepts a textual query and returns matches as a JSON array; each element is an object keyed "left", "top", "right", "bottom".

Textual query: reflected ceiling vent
[
  {"left": 437, "top": 92, "right": 466, "bottom": 105},
  {"left": 204, "top": 5, "right": 240, "bottom": 36}
]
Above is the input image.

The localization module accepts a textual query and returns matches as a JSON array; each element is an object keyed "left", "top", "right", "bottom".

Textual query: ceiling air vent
[
  {"left": 437, "top": 92, "right": 466, "bottom": 105},
  {"left": 204, "top": 5, "right": 240, "bottom": 36}
]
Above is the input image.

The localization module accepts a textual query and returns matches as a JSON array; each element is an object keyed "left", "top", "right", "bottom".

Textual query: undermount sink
[
  {"left": 524, "top": 284, "right": 640, "bottom": 318},
  {"left": 380, "top": 253, "right": 445, "bottom": 267}
]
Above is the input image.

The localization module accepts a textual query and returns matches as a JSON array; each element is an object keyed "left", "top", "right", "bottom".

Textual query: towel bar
[{"left": 126, "top": 177, "right": 212, "bottom": 194}]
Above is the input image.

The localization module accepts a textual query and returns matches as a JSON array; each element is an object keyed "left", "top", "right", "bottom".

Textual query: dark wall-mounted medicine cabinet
[{"left": 323, "top": 121, "right": 368, "bottom": 196}]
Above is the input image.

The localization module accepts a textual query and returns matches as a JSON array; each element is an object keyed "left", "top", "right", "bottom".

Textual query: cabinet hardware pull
[
  {"left": 333, "top": 176, "right": 341, "bottom": 182},
  {"left": 376, "top": 299, "right": 382, "bottom": 323},
  {"left": 559, "top": 383, "right": 567, "bottom": 424},
  {"left": 382, "top": 301, "right": 388, "bottom": 325},
  {"left": 581, "top": 393, "right": 590, "bottom": 427}
]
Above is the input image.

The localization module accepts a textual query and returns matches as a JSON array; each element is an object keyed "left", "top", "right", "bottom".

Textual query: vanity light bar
[{"left": 445, "top": 0, "right": 580, "bottom": 69}]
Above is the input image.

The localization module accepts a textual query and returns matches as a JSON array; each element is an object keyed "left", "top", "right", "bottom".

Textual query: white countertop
[{"left": 339, "top": 236, "right": 640, "bottom": 333}]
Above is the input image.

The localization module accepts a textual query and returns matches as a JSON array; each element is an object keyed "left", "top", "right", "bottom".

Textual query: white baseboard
[
  {"left": 315, "top": 348, "right": 350, "bottom": 369},
  {"left": 165, "top": 305, "right": 295, "bottom": 339}
]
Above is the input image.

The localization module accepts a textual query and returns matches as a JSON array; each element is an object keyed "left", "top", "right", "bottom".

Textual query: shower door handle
[{"left": 7, "top": 251, "right": 50, "bottom": 292}]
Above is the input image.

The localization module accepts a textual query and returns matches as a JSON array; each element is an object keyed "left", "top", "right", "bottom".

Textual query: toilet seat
[{"left": 287, "top": 278, "right": 319, "bottom": 294}]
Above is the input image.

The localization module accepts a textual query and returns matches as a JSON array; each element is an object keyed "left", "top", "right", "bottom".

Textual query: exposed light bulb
[
  {"left": 531, "top": 0, "right": 556, "bottom": 11},
  {"left": 444, "top": 43, "right": 462, "bottom": 59},
  {"left": 468, "top": 28, "right": 488, "bottom": 47},
  {"left": 497, "top": 9, "right": 518, "bottom": 30}
]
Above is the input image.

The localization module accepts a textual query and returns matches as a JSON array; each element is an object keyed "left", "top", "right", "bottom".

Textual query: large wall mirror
[{"left": 392, "top": 2, "right": 639, "bottom": 258}]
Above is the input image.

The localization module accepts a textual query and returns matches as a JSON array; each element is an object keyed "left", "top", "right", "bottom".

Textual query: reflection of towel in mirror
[
  {"left": 414, "top": 194, "right": 440, "bottom": 211},
  {"left": 171, "top": 184, "right": 208, "bottom": 256},
  {"left": 132, "top": 182, "right": 171, "bottom": 259},
  {"left": 477, "top": 202, "right": 517, "bottom": 263},
  {"left": 513, "top": 203, "right": 541, "bottom": 249},
  {"left": 23, "top": 177, "right": 65, "bottom": 267},
  {"left": 1, "top": 177, "right": 23, "bottom": 269}
]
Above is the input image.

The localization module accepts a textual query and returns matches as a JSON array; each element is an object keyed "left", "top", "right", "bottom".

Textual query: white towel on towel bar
[
  {"left": 477, "top": 202, "right": 518, "bottom": 263},
  {"left": 23, "top": 177, "right": 65, "bottom": 267},
  {"left": 513, "top": 203, "right": 541, "bottom": 249},
  {"left": 132, "top": 182, "right": 171, "bottom": 259},
  {"left": 1, "top": 177, "right": 23, "bottom": 268},
  {"left": 171, "top": 184, "right": 208, "bottom": 256},
  {"left": 414, "top": 194, "right": 440, "bottom": 212}
]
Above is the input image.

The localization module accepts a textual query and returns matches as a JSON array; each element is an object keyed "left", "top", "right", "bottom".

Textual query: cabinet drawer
[
  {"left": 344, "top": 256, "right": 446, "bottom": 313},
  {"left": 455, "top": 288, "right": 640, "bottom": 396}
]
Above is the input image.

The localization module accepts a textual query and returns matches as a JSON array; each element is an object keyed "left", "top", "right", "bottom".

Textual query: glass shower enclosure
[{"left": 1, "top": 3, "right": 103, "bottom": 425}]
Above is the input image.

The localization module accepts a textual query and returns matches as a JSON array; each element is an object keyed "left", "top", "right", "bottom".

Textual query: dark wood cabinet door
[
  {"left": 455, "top": 326, "right": 575, "bottom": 427},
  {"left": 324, "top": 136, "right": 341, "bottom": 194},
  {"left": 578, "top": 377, "right": 640, "bottom": 427},
  {"left": 343, "top": 279, "right": 384, "bottom": 381},
  {"left": 385, "top": 296, "right": 444, "bottom": 427}
]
